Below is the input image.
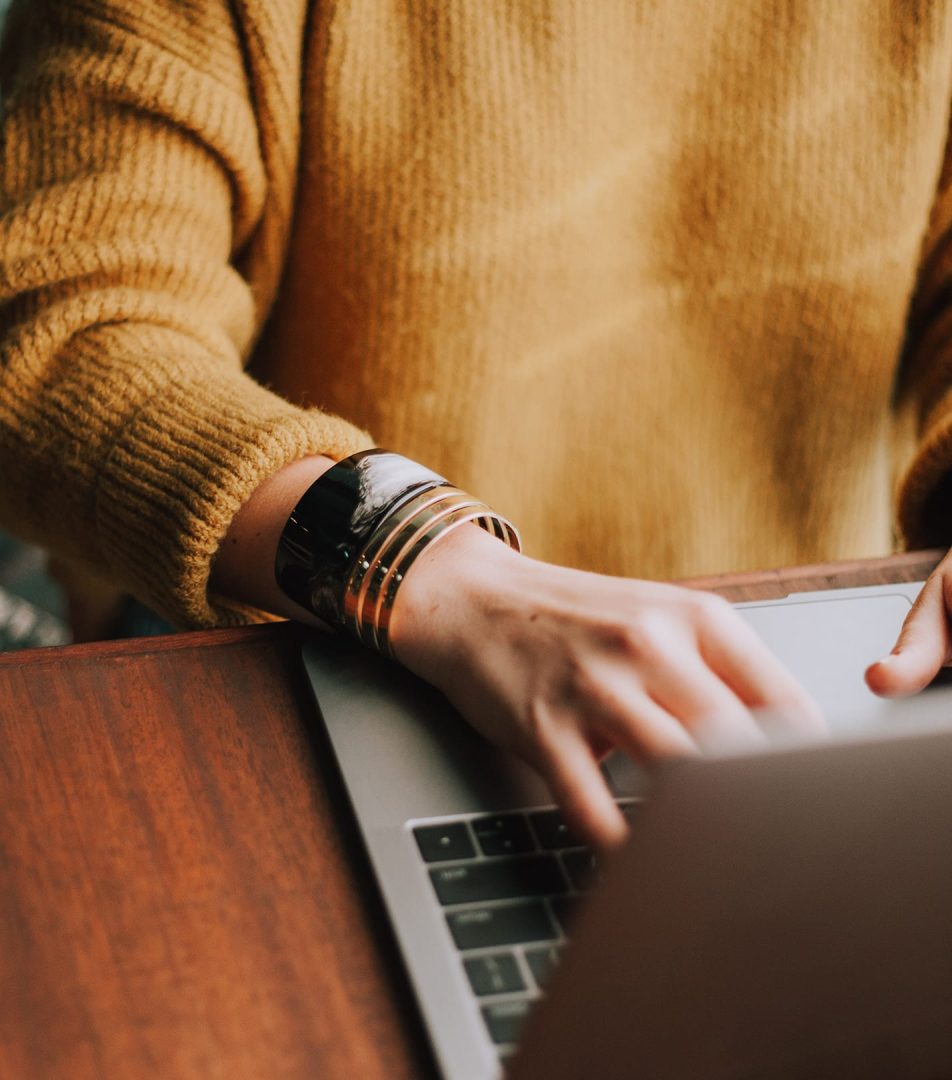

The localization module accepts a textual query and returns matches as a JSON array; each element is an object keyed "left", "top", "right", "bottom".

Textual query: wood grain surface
[
  {"left": 0, "top": 552, "right": 943, "bottom": 1079},
  {"left": 0, "top": 622, "right": 436, "bottom": 1079}
]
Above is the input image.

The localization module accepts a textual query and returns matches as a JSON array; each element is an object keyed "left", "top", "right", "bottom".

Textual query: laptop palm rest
[{"left": 305, "top": 634, "right": 551, "bottom": 827}]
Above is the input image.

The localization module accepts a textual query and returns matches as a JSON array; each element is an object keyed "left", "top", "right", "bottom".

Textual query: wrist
[
  {"left": 271, "top": 450, "right": 520, "bottom": 654},
  {"left": 388, "top": 522, "right": 524, "bottom": 676}
]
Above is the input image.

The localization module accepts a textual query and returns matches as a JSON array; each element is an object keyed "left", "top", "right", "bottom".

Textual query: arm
[
  {"left": 213, "top": 456, "right": 824, "bottom": 849},
  {"left": 0, "top": 1, "right": 368, "bottom": 628}
]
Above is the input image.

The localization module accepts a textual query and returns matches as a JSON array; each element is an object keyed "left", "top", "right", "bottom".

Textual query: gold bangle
[
  {"left": 342, "top": 488, "right": 479, "bottom": 633},
  {"left": 368, "top": 501, "right": 491, "bottom": 654},
  {"left": 341, "top": 486, "right": 520, "bottom": 657}
]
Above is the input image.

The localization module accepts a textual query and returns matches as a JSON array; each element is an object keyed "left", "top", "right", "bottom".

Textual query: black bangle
[
  {"left": 275, "top": 450, "right": 448, "bottom": 626},
  {"left": 274, "top": 449, "right": 521, "bottom": 652}
]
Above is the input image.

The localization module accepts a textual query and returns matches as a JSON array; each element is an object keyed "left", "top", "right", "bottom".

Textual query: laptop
[
  {"left": 302, "top": 580, "right": 940, "bottom": 1078},
  {"left": 507, "top": 696, "right": 952, "bottom": 1080}
]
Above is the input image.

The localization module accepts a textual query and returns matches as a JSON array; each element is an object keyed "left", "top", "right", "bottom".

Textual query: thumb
[{"left": 865, "top": 576, "right": 952, "bottom": 697}]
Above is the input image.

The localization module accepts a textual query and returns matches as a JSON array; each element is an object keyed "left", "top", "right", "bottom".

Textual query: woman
[{"left": 1, "top": 0, "right": 949, "bottom": 846}]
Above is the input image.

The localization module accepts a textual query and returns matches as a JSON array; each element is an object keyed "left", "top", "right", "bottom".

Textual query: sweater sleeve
[
  {"left": 896, "top": 113, "right": 952, "bottom": 551},
  {"left": 0, "top": 2, "right": 371, "bottom": 628}
]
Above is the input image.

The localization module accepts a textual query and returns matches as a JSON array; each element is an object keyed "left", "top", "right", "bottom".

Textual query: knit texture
[
  {"left": 0, "top": 1, "right": 371, "bottom": 627},
  {"left": 3, "top": 1, "right": 952, "bottom": 627}
]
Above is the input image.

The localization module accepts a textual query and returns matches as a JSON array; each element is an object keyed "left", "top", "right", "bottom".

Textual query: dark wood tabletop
[{"left": 0, "top": 551, "right": 942, "bottom": 1079}]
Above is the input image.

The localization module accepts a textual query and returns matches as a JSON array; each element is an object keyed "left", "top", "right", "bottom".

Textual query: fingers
[
  {"left": 646, "top": 649, "right": 768, "bottom": 752},
  {"left": 571, "top": 662, "right": 699, "bottom": 760},
  {"left": 538, "top": 726, "right": 628, "bottom": 851},
  {"left": 694, "top": 598, "right": 827, "bottom": 736},
  {"left": 866, "top": 574, "right": 952, "bottom": 697},
  {"left": 545, "top": 661, "right": 756, "bottom": 848},
  {"left": 604, "top": 600, "right": 807, "bottom": 750},
  {"left": 594, "top": 688, "right": 700, "bottom": 762},
  {"left": 580, "top": 600, "right": 820, "bottom": 768}
]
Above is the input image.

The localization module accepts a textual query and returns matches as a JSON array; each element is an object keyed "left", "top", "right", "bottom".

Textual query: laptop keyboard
[{"left": 411, "top": 799, "right": 640, "bottom": 1060}]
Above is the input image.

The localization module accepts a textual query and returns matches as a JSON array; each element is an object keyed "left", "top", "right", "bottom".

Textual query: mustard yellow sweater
[{"left": 3, "top": 1, "right": 952, "bottom": 628}]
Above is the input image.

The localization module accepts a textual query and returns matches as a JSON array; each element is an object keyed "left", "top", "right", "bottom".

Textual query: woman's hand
[
  {"left": 390, "top": 526, "right": 825, "bottom": 851},
  {"left": 212, "top": 458, "right": 824, "bottom": 852},
  {"left": 865, "top": 550, "right": 952, "bottom": 697}
]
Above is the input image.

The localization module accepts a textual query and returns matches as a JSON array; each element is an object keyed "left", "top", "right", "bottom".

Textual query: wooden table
[{"left": 0, "top": 552, "right": 941, "bottom": 1079}]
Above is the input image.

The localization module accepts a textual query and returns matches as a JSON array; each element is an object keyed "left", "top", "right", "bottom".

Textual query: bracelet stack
[{"left": 275, "top": 450, "right": 521, "bottom": 657}]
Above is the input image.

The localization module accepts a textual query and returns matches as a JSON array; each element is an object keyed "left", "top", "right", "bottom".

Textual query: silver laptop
[{"left": 302, "top": 580, "right": 937, "bottom": 1079}]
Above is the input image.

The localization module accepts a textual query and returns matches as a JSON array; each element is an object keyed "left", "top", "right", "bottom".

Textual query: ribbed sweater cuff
[{"left": 92, "top": 358, "right": 372, "bottom": 629}]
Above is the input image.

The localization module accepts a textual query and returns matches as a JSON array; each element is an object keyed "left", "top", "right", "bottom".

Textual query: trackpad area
[
  {"left": 739, "top": 594, "right": 912, "bottom": 729},
  {"left": 606, "top": 592, "right": 916, "bottom": 797}
]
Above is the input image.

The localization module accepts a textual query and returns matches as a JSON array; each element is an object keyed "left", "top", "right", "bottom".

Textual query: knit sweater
[{"left": 3, "top": 1, "right": 952, "bottom": 628}]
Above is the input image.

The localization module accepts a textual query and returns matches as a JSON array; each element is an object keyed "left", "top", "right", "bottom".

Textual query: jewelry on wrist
[{"left": 274, "top": 449, "right": 521, "bottom": 656}]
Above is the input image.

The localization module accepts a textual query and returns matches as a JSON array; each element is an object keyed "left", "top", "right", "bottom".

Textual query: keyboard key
[
  {"left": 447, "top": 902, "right": 556, "bottom": 950},
  {"left": 472, "top": 814, "right": 535, "bottom": 856},
  {"left": 561, "top": 849, "right": 599, "bottom": 891},
  {"left": 464, "top": 952, "right": 526, "bottom": 996},
  {"left": 482, "top": 1000, "right": 531, "bottom": 1045},
  {"left": 413, "top": 822, "right": 476, "bottom": 862},
  {"left": 550, "top": 895, "right": 580, "bottom": 935},
  {"left": 529, "top": 809, "right": 584, "bottom": 850},
  {"left": 430, "top": 855, "right": 567, "bottom": 906},
  {"left": 525, "top": 944, "right": 562, "bottom": 989}
]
